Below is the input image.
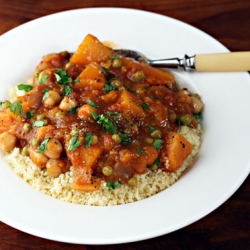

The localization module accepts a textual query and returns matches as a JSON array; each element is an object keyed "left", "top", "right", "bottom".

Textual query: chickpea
[
  {"left": 77, "top": 104, "right": 96, "bottom": 120},
  {"left": 0, "top": 132, "right": 17, "bottom": 152},
  {"left": 91, "top": 135, "right": 98, "bottom": 145},
  {"left": 31, "top": 138, "right": 39, "bottom": 147},
  {"left": 46, "top": 159, "right": 65, "bottom": 177},
  {"left": 59, "top": 96, "right": 78, "bottom": 112},
  {"left": 44, "top": 138, "right": 63, "bottom": 159},
  {"left": 169, "top": 111, "right": 177, "bottom": 122},
  {"left": 29, "top": 148, "right": 48, "bottom": 168},
  {"left": 43, "top": 90, "right": 61, "bottom": 107},
  {"left": 191, "top": 96, "right": 204, "bottom": 114}
]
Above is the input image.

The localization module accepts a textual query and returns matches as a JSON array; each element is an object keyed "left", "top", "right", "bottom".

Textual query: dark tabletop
[{"left": 0, "top": 1, "right": 249, "bottom": 249}]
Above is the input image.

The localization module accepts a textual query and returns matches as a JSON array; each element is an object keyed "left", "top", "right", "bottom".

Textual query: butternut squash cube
[
  {"left": 77, "top": 63, "right": 106, "bottom": 90},
  {"left": 164, "top": 132, "right": 192, "bottom": 172},
  {"left": 70, "top": 34, "right": 114, "bottom": 65}
]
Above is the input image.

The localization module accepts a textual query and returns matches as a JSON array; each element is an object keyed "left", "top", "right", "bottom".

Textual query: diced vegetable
[
  {"left": 70, "top": 34, "right": 114, "bottom": 65},
  {"left": 77, "top": 63, "right": 106, "bottom": 90},
  {"left": 163, "top": 132, "right": 192, "bottom": 172}
]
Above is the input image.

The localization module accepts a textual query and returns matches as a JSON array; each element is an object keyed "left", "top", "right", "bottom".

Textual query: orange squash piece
[
  {"left": 0, "top": 110, "right": 15, "bottom": 133},
  {"left": 65, "top": 141, "right": 102, "bottom": 192},
  {"left": 77, "top": 62, "right": 106, "bottom": 90},
  {"left": 164, "top": 132, "right": 192, "bottom": 172},
  {"left": 70, "top": 34, "right": 114, "bottom": 65},
  {"left": 120, "top": 57, "right": 175, "bottom": 85}
]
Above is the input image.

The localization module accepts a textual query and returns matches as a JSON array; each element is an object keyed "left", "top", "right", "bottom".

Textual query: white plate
[{"left": 0, "top": 8, "right": 250, "bottom": 244}]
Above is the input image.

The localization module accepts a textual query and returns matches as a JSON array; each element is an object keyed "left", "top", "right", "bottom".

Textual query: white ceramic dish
[{"left": 0, "top": 8, "right": 249, "bottom": 245}]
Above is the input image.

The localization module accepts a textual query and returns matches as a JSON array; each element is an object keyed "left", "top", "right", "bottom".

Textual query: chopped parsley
[
  {"left": 54, "top": 68, "right": 72, "bottom": 85},
  {"left": 17, "top": 84, "right": 33, "bottom": 92},
  {"left": 39, "top": 73, "right": 48, "bottom": 85},
  {"left": 75, "top": 77, "right": 80, "bottom": 83},
  {"left": 91, "top": 112, "right": 117, "bottom": 134},
  {"left": 118, "top": 132, "right": 131, "bottom": 146},
  {"left": 85, "top": 132, "right": 93, "bottom": 148},
  {"left": 106, "top": 180, "right": 121, "bottom": 191},
  {"left": 153, "top": 158, "right": 160, "bottom": 165},
  {"left": 136, "top": 149, "right": 144, "bottom": 154},
  {"left": 141, "top": 103, "right": 149, "bottom": 110},
  {"left": 153, "top": 139, "right": 163, "bottom": 149},
  {"left": 9, "top": 101, "right": 24, "bottom": 118},
  {"left": 62, "top": 85, "right": 73, "bottom": 96},
  {"left": 26, "top": 111, "right": 34, "bottom": 119},
  {"left": 33, "top": 120, "right": 45, "bottom": 128},
  {"left": 42, "top": 89, "right": 50, "bottom": 100},
  {"left": 68, "top": 135, "right": 81, "bottom": 151},
  {"left": 70, "top": 106, "right": 77, "bottom": 114},
  {"left": 87, "top": 100, "right": 98, "bottom": 108},
  {"left": 194, "top": 112, "right": 202, "bottom": 120},
  {"left": 148, "top": 125, "right": 155, "bottom": 133},
  {"left": 107, "top": 111, "right": 121, "bottom": 121},
  {"left": 104, "top": 82, "right": 115, "bottom": 93},
  {"left": 37, "top": 138, "right": 49, "bottom": 153}
]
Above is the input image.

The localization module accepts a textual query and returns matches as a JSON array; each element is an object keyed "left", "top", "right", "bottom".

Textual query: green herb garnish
[
  {"left": 194, "top": 112, "right": 202, "bottom": 120},
  {"left": 70, "top": 106, "right": 77, "bottom": 114},
  {"left": 17, "top": 84, "right": 33, "bottom": 92},
  {"left": 107, "top": 111, "right": 122, "bottom": 121},
  {"left": 9, "top": 101, "right": 24, "bottom": 118},
  {"left": 42, "top": 90, "right": 50, "bottom": 100},
  {"left": 91, "top": 112, "right": 117, "bottom": 134},
  {"left": 148, "top": 125, "right": 155, "bottom": 133},
  {"left": 37, "top": 138, "right": 49, "bottom": 153},
  {"left": 26, "top": 111, "right": 34, "bottom": 119},
  {"left": 62, "top": 85, "right": 73, "bottom": 96},
  {"left": 106, "top": 180, "right": 121, "bottom": 191},
  {"left": 85, "top": 132, "right": 93, "bottom": 148},
  {"left": 136, "top": 149, "right": 144, "bottom": 154},
  {"left": 33, "top": 120, "right": 45, "bottom": 128},
  {"left": 75, "top": 77, "right": 80, "bottom": 83},
  {"left": 153, "top": 139, "right": 163, "bottom": 149},
  {"left": 141, "top": 103, "right": 149, "bottom": 110},
  {"left": 87, "top": 100, "right": 98, "bottom": 108},
  {"left": 118, "top": 132, "right": 131, "bottom": 146},
  {"left": 68, "top": 135, "right": 81, "bottom": 151},
  {"left": 153, "top": 158, "right": 160, "bottom": 165},
  {"left": 39, "top": 73, "right": 48, "bottom": 85},
  {"left": 54, "top": 68, "right": 72, "bottom": 85}
]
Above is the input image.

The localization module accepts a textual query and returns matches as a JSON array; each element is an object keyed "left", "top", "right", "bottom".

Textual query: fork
[{"left": 114, "top": 49, "right": 250, "bottom": 72}]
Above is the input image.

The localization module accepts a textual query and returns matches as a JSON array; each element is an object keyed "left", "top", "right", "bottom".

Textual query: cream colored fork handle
[{"left": 195, "top": 52, "right": 250, "bottom": 72}]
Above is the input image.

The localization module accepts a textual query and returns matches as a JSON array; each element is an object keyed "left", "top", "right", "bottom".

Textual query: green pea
[
  {"left": 91, "top": 135, "right": 98, "bottom": 145},
  {"left": 23, "top": 123, "right": 31, "bottom": 133},
  {"left": 102, "top": 166, "right": 113, "bottom": 176},
  {"left": 112, "top": 134, "right": 121, "bottom": 144},
  {"left": 112, "top": 58, "right": 123, "bottom": 68},
  {"left": 127, "top": 177, "right": 137, "bottom": 187},
  {"left": 133, "top": 71, "right": 145, "bottom": 82},
  {"left": 150, "top": 164, "right": 158, "bottom": 171},
  {"left": 36, "top": 114, "right": 45, "bottom": 121},
  {"left": 131, "top": 139, "right": 140, "bottom": 147},
  {"left": 2, "top": 100, "right": 10, "bottom": 109},
  {"left": 31, "top": 138, "right": 39, "bottom": 147},
  {"left": 180, "top": 114, "right": 192, "bottom": 125},
  {"left": 21, "top": 146, "right": 29, "bottom": 156},
  {"left": 169, "top": 111, "right": 177, "bottom": 122},
  {"left": 151, "top": 130, "right": 162, "bottom": 139},
  {"left": 145, "top": 137, "right": 154, "bottom": 144}
]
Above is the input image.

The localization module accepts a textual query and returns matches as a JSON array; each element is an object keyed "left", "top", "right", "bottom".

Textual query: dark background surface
[{"left": 0, "top": 0, "right": 249, "bottom": 249}]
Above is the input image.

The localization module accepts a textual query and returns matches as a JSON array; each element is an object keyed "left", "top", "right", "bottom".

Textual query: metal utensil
[{"left": 114, "top": 49, "right": 250, "bottom": 72}]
